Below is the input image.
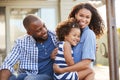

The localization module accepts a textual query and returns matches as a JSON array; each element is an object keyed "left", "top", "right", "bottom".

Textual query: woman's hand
[{"left": 53, "top": 64, "right": 63, "bottom": 74}]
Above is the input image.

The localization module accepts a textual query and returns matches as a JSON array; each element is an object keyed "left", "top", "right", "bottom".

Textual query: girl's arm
[{"left": 64, "top": 41, "right": 74, "bottom": 66}]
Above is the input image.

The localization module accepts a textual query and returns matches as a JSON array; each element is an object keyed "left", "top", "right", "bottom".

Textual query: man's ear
[{"left": 27, "top": 31, "right": 31, "bottom": 35}]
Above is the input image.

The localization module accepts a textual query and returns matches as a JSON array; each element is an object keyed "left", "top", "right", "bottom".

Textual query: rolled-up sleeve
[
  {"left": 0, "top": 40, "right": 21, "bottom": 73},
  {"left": 82, "top": 31, "right": 96, "bottom": 61}
]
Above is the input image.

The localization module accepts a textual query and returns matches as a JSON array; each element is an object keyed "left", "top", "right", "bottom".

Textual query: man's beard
[
  {"left": 38, "top": 37, "right": 48, "bottom": 41},
  {"left": 34, "top": 36, "right": 48, "bottom": 42}
]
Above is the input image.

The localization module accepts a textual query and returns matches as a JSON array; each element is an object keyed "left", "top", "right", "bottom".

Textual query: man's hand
[
  {"left": 51, "top": 48, "right": 58, "bottom": 60},
  {"left": 0, "top": 69, "right": 11, "bottom": 80}
]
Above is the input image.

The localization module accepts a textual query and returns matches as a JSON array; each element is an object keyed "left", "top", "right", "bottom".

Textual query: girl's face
[
  {"left": 64, "top": 28, "right": 80, "bottom": 46},
  {"left": 75, "top": 8, "right": 92, "bottom": 29}
]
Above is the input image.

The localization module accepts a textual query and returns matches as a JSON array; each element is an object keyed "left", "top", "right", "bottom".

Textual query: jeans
[
  {"left": 9, "top": 73, "right": 27, "bottom": 80},
  {"left": 16, "top": 73, "right": 28, "bottom": 80},
  {"left": 9, "top": 74, "right": 16, "bottom": 80},
  {"left": 24, "top": 74, "right": 53, "bottom": 80},
  {"left": 9, "top": 73, "right": 53, "bottom": 80}
]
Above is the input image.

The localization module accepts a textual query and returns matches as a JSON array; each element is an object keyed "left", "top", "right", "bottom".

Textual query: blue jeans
[
  {"left": 9, "top": 74, "right": 16, "bottom": 80},
  {"left": 9, "top": 73, "right": 53, "bottom": 80},
  {"left": 9, "top": 73, "right": 27, "bottom": 80},
  {"left": 17, "top": 73, "right": 28, "bottom": 80},
  {"left": 24, "top": 74, "right": 53, "bottom": 80}
]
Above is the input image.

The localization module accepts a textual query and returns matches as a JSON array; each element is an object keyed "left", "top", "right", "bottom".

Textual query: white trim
[{"left": 5, "top": 7, "right": 11, "bottom": 55}]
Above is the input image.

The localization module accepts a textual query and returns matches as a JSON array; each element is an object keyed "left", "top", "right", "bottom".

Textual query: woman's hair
[
  {"left": 68, "top": 3, "right": 105, "bottom": 38},
  {"left": 56, "top": 18, "right": 80, "bottom": 41}
]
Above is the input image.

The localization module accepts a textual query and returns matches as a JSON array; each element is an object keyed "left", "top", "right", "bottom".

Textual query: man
[{"left": 0, "top": 14, "right": 58, "bottom": 80}]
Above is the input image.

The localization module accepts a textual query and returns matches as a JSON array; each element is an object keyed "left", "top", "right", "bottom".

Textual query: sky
[{"left": 115, "top": 0, "right": 120, "bottom": 28}]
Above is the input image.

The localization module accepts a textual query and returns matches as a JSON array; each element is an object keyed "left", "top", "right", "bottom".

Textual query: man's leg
[
  {"left": 24, "top": 74, "right": 53, "bottom": 80},
  {"left": 9, "top": 74, "right": 16, "bottom": 80},
  {"left": 16, "top": 73, "right": 27, "bottom": 80}
]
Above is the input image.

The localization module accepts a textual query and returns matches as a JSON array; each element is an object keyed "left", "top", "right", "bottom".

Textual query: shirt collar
[{"left": 81, "top": 26, "right": 89, "bottom": 32}]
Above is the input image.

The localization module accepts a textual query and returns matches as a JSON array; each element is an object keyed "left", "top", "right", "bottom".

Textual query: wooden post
[{"left": 105, "top": 0, "right": 119, "bottom": 80}]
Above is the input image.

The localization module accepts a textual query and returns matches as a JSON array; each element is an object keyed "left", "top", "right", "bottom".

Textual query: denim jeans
[
  {"left": 24, "top": 74, "right": 53, "bottom": 80},
  {"left": 9, "top": 73, "right": 27, "bottom": 80},
  {"left": 9, "top": 73, "right": 53, "bottom": 80},
  {"left": 9, "top": 74, "right": 16, "bottom": 80},
  {"left": 16, "top": 73, "right": 28, "bottom": 80}
]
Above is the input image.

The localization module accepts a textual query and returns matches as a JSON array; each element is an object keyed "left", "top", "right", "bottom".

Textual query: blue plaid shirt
[{"left": 0, "top": 30, "right": 58, "bottom": 74}]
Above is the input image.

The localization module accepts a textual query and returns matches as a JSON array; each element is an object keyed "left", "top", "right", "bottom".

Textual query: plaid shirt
[{"left": 0, "top": 30, "right": 58, "bottom": 74}]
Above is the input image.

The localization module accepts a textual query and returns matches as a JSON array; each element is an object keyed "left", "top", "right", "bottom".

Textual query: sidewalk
[{"left": 93, "top": 66, "right": 120, "bottom": 80}]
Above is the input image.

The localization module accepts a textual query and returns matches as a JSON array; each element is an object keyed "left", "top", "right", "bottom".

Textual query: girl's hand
[
  {"left": 51, "top": 48, "right": 58, "bottom": 60},
  {"left": 53, "top": 63, "right": 63, "bottom": 74}
]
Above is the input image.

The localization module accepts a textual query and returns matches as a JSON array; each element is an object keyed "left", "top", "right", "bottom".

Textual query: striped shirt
[
  {"left": 54, "top": 41, "right": 73, "bottom": 68},
  {"left": 54, "top": 41, "right": 78, "bottom": 80}
]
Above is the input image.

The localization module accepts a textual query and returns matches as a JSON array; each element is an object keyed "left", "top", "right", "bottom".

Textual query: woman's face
[{"left": 75, "top": 8, "right": 92, "bottom": 29}]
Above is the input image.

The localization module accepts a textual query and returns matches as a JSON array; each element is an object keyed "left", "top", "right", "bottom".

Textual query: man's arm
[
  {"left": 0, "top": 69, "right": 11, "bottom": 80},
  {"left": 53, "top": 59, "right": 91, "bottom": 73}
]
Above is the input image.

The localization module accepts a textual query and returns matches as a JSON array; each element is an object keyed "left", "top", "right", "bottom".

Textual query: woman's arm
[{"left": 53, "top": 59, "right": 91, "bottom": 73}]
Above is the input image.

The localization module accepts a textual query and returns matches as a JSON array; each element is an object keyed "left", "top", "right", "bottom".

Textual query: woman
[{"left": 53, "top": 3, "right": 105, "bottom": 80}]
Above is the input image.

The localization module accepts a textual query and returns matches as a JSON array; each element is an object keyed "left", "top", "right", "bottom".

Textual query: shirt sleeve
[
  {"left": 82, "top": 30, "right": 96, "bottom": 61},
  {"left": 48, "top": 30, "right": 59, "bottom": 47},
  {"left": 0, "top": 40, "right": 21, "bottom": 73}
]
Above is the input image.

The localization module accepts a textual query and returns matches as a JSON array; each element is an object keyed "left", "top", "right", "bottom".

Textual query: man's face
[{"left": 28, "top": 20, "right": 48, "bottom": 41}]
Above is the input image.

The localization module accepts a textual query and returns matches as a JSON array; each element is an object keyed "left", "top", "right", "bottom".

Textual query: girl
[{"left": 54, "top": 18, "right": 93, "bottom": 80}]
